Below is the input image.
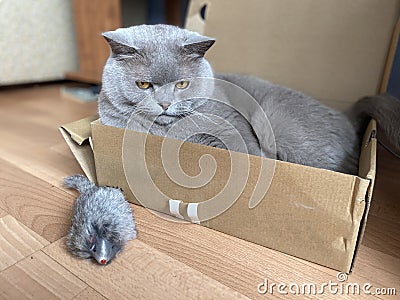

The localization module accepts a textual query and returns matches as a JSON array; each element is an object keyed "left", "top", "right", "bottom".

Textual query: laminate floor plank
[
  {"left": 0, "top": 158, "right": 75, "bottom": 242},
  {"left": 0, "top": 215, "right": 49, "bottom": 271},
  {"left": 43, "top": 238, "right": 250, "bottom": 300},
  {"left": 0, "top": 250, "right": 87, "bottom": 300}
]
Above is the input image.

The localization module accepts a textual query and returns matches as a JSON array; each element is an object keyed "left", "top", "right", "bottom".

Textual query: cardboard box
[
  {"left": 60, "top": 117, "right": 376, "bottom": 273},
  {"left": 59, "top": 1, "right": 398, "bottom": 272},
  {"left": 186, "top": 0, "right": 400, "bottom": 104}
]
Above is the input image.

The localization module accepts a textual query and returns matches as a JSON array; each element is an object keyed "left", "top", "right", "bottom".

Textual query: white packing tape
[
  {"left": 168, "top": 199, "right": 184, "bottom": 219},
  {"left": 187, "top": 203, "right": 200, "bottom": 224}
]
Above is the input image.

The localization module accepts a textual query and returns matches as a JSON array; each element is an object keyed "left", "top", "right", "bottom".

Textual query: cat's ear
[
  {"left": 182, "top": 34, "right": 215, "bottom": 57},
  {"left": 102, "top": 31, "right": 138, "bottom": 56}
]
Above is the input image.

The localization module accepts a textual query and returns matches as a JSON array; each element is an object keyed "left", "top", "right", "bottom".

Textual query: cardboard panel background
[{"left": 188, "top": 0, "right": 400, "bottom": 105}]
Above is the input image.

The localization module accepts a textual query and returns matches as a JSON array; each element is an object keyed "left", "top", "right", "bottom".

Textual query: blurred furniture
[
  {"left": 0, "top": 0, "right": 77, "bottom": 86},
  {"left": 65, "top": 0, "right": 122, "bottom": 84},
  {"left": 381, "top": 18, "right": 400, "bottom": 98},
  {"left": 146, "top": 0, "right": 188, "bottom": 27}
]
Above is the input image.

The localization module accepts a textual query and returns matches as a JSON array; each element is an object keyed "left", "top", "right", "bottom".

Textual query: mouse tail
[
  {"left": 346, "top": 94, "right": 400, "bottom": 155},
  {"left": 63, "top": 174, "right": 95, "bottom": 193}
]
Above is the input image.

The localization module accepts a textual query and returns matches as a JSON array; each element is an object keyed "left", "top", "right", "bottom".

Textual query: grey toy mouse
[{"left": 63, "top": 174, "right": 137, "bottom": 265}]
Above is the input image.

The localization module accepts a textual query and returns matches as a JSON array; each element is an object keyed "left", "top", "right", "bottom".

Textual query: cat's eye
[
  {"left": 136, "top": 81, "right": 152, "bottom": 89},
  {"left": 175, "top": 81, "right": 189, "bottom": 89}
]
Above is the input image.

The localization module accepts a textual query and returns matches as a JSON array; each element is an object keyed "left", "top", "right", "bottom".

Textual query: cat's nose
[{"left": 159, "top": 102, "right": 171, "bottom": 110}]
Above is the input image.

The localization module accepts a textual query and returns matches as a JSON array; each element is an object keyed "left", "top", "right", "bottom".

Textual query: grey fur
[
  {"left": 216, "top": 73, "right": 361, "bottom": 173},
  {"left": 346, "top": 94, "right": 400, "bottom": 153},
  {"left": 99, "top": 24, "right": 400, "bottom": 175},
  {"left": 64, "top": 174, "right": 137, "bottom": 265}
]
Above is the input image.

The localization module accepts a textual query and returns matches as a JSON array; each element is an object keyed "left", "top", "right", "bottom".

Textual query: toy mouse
[{"left": 63, "top": 174, "right": 137, "bottom": 265}]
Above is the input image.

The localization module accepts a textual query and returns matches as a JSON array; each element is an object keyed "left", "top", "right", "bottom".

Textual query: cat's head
[{"left": 100, "top": 25, "right": 215, "bottom": 126}]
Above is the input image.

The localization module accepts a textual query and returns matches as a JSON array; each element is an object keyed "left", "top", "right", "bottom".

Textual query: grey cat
[{"left": 99, "top": 24, "right": 400, "bottom": 175}]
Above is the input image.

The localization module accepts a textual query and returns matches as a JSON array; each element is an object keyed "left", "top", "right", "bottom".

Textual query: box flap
[
  {"left": 358, "top": 120, "right": 377, "bottom": 182},
  {"left": 350, "top": 119, "right": 377, "bottom": 272},
  {"left": 185, "top": 0, "right": 207, "bottom": 34},
  {"left": 59, "top": 115, "right": 98, "bottom": 184},
  {"left": 61, "top": 115, "right": 98, "bottom": 145}
]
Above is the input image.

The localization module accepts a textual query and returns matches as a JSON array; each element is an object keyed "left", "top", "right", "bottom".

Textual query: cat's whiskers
[
  {"left": 132, "top": 105, "right": 155, "bottom": 117},
  {"left": 193, "top": 111, "right": 220, "bottom": 127}
]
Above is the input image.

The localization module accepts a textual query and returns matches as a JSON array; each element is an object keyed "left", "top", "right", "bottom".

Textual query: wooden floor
[{"left": 0, "top": 84, "right": 399, "bottom": 299}]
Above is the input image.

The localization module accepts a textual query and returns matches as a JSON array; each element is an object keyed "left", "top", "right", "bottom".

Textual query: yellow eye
[
  {"left": 136, "top": 81, "right": 152, "bottom": 89},
  {"left": 175, "top": 81, "right": 189, "bottom": 89}
]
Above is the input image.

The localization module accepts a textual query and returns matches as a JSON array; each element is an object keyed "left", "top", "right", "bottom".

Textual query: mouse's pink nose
[{"left": 100, "top": 259, "right": 107, "bottom": 265}]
